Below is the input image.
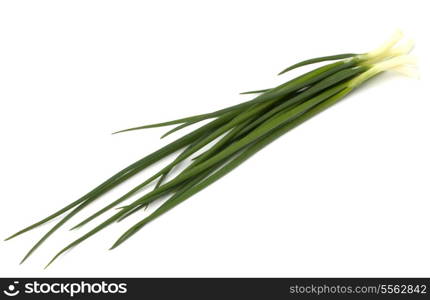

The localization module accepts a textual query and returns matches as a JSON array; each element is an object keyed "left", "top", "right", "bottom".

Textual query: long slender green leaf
[
  {"left": 160, "top": 121, "right": 196, "bottom": 138},
  {"left": 239, "top": 88, "right": 271, "bottom": 95},
  {"left": 278, "top": 53, "right": 357, "bottom": 75}
]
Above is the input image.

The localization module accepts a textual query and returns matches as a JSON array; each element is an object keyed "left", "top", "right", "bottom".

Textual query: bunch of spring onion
[{"left": 5, "top": 31, "right": 417, "bottom": 267}]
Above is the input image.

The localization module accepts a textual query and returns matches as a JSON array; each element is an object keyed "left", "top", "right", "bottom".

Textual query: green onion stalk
[{"left": 5, "top": 30, "right": 417, "bottom": 267}]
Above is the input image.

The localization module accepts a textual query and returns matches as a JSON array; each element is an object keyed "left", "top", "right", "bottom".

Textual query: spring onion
[{"left": 5, "top": 30, "right": 416, "bottom": 267}]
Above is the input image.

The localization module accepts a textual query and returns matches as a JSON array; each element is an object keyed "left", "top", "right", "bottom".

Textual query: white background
[{"left": 0, "top": 0, "right": 429, "bottom": 277}]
